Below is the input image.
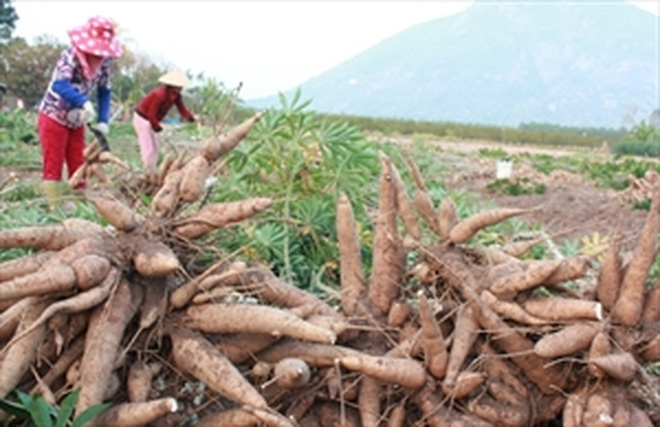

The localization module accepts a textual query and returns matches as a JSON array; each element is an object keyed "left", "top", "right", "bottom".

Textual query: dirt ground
[{"left": 422, "top": 138, "right": 650, "bottom": 254}]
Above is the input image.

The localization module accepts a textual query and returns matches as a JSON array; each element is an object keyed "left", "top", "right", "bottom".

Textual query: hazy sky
[{"left": 11, "top": 1, "right": 659, "bottom": 99}]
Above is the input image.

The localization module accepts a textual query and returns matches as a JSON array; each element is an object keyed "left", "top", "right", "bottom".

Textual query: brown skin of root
[{"left": 168, "top": 325, "right": 268, "bottom": 409}]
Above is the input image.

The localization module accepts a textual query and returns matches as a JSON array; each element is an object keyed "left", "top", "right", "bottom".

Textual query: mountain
[{"left": 247, "top": 0, "right": 658, "bottom": 128}]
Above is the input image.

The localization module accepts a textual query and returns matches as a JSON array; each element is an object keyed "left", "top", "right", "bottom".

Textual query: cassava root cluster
[{"left": 0, "top": 111, "right": 658, "bottom": 426}]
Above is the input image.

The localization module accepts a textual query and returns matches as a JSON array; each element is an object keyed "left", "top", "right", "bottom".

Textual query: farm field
[{"left": 0, "top": 107, "right": 658, "bottom": 426}]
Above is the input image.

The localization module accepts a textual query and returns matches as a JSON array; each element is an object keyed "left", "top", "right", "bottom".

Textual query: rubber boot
[{"left": 42, "top": 181, "right": 63, "bottom": 209}]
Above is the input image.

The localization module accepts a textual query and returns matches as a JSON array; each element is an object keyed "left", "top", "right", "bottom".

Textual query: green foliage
[
  {"left": 0, "top": 389, "right": 110, "bottom": 427},
  {"left": 207, "top": 89, "right": 380, "bottom": 288},
  {"left": 477, "top": 148, "right": 509, "bottom": 159},
  {"left": 486, "top": 178, "right": 546, "bottom": 196},
  {"left": 612, "top": 139, "right": 660, "bottom": 157},
  {"left": 186, "top": 74, "right": 237, "bottom": 134},
  {"left": 0, "top": 109, "right": 37, "bottom": 144},
  {"left": 579, "top": 157, "right": 659, "bottom": 190},
  {"left": 0, "top": 197, "right": 102, "bottom": 263},
  {"left": 0, "top": 36, "right": 67, "bottom": 107},
  {"left": 518, "top": 122, "right": 626, "bottom": 140},
  {"left": 318, "top": 113, "right": 611, "bottom": 149},
  {"left": 632, "top": 198, "right": 651, "bottom": 211},
  {"left": 611, "top": 120, "right": 660, "bottom": 158},
  {"left": 0, "top": 0, "right": 18, "bottom": 42},
  {"left": 646, "top": 362, "right": 660, "bottom": 377},
  {"left": 1, "top": 181, "right": 39, "bottom": 202},
  {"left": 629, "top": 120, "right": 659, "bottom": 142},
  {"left": 522, "top": 151, "right": 660, "bottom": 191},
  {"left": 558, "top": 238, "right": 581, "bottom": 257},
  {"left": 524, "top": 153, "right": 581, "bottom": 175},
  {"left": 650, "top": 250, "right": 660, "bottom": 284}
]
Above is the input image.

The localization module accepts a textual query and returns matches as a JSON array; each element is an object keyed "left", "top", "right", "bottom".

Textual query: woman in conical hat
[
  {"left": 133, "top": 69, "right": 196, "bottom": 170},
  {"left": 37, "top": 16, "right": 122, "bottom": 209}
]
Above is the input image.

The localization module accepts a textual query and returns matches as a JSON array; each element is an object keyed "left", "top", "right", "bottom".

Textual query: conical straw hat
[{"left": 158, "top": 69, "right": 191, "bottom": 88}]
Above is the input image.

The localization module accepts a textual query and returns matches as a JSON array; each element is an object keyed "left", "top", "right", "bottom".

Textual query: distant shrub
[
  {"left": 486, "top": 178, "right": 546, "bottom": 196},
  {"left": 477, "top": 148, "right": 508, "bottom": 159},
  {"left": 611, "top": 139, "right": 660, "bottom": 158},
  {"left": 633, "top": 199, "right": 651, "bottom": 211},
  {"left": 317, "top": 113, "right": 607, "bottom": 148}
]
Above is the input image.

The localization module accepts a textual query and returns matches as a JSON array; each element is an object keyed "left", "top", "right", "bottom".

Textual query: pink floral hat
[{"left": 68, "top": 16, "right": 123, "bottom": 58}]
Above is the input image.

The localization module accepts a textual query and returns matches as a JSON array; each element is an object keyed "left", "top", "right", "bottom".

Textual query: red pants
[{"left": 38, "top": 113, "right": 86, "bottom": 188}]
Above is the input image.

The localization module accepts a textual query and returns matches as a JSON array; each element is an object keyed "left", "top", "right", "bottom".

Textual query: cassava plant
[{"left": 208, "top": 89, "right": 381, "bottom": 288}]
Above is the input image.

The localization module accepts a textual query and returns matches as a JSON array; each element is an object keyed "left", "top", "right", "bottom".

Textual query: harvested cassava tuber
[
  {"left": 0, "top": 298, "right": 48, "bottom": 398},
  {"left": 339, "top": 353, "right": 426, "bottom": 389},
  {"left": 2, "top": 268, "right": 119, "bottom": 353},
  {"left": 0, "top": 264, "right": 77, "bottom": 300},
  {"left": 534, "top": 322, "right": 600, "bottom": 358},
  {"left": 0, "top": 218, "right": 103, "bottom": 250},
  {"left": 590, "top": 352, "right": 639, "bottom": 381},
  {"left": 173, "top": 197, "right": 273, "bottom": 239},
  {"left": 168, "top": 325, "right": 268, "bottom": 409},
  {"left": 449, "top": 207, "right": 536, "bottom": 244},
  {"left": 390, "top": 159, "right": 422, "bottom": 241},
  {"left": 89, "top": 191, "right": 142, "bottom": 232},
  {"left": 438, "top": 196, "right": 458, "bottom": 240},
  {"left": 480, "top": 290, "right": 549, "bottom": 326},
  {"left": 178, "top": 154, "right": 210, "bottom": 202},
  {"left": 200, "top": 110, "right": 266, "bottom": 161},
  {"left": 184, "top": 303, "right": 337, "bottom": 344},
  {"left": 93, "top": 397, "right": 179, "bottom": 426},
  {"left": 523, "top": 297, "right": 603, "bottom": 321},
  {"left": 152, "top": 169, "right": 183, "bottom": 217},
  {"left": 272, "top": 357, "right": 311, "bottom": 389},
  {"left": 588, "top": 330, "right": 612, "bottom": 379},
  {"left": 75, "top": 280, "right": 142, "bottom": 417},
  {"left": 132, "top": 237, "right": 180, "bottom": 277},
  {"left": 611, "top": 190, "right": 658, "bottom": 326},
  {"left": 442, "top": 371, "right": 486, "bottom": 399},
  {"left": 387, "top": 300, "right": 412, "bottom": 327},
  {"left": 367, "top": 152, "right": 406, "bottom": 314},
  {"left": 127, "top": 361, "right": 154, "bottom": 403},
  {"left": 417, "top": 292, "right": 448, "bottom": 379},
  {"left": 597, "top": 229, "right": 623, "bottom": 310},
  {"left": 0, "top": 250, "right": 54, "bottom": 282},
  {"left": 70, "top": 254, "right": 111, "bottom": 290},
  {"left": 489, "top": 259, "right": 562, "bottom": 294},
  {"left": 336, "top": 192, "right": 367, "bottom": 316}
]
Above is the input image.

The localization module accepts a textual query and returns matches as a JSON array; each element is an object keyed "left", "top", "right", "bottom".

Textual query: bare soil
[{"left": 419, "top": 138, "right": 649, "bottom": 253}]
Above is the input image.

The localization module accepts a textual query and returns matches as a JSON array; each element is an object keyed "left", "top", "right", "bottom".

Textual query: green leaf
[
  {"left": 15, "top": 390, "right": 34, "bottom": 407},
  {"left": 26, "top": 395, "right": 54, "bottom": 427},
  {"left": 72, "top": 402, "right": 111, "bottom": 427},
  {"left": 0, "top": 397, "right": 31, "bottom": 419},
  {"left": 55, "top": 390, "right": 80, "bottom": 427}
]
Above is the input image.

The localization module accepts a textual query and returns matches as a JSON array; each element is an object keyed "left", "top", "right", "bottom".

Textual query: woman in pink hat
[{"left": 37, "top": 16, "right": 122, "bottom": 208}]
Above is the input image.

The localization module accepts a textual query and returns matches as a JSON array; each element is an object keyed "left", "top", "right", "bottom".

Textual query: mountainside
[{"left": 248, "top": 0, "right": 658, "bottom": 128}]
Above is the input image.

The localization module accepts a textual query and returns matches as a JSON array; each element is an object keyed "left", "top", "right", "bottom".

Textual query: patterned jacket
[{"left": 39, "top": 47, "right": 111, "bottom": 128}]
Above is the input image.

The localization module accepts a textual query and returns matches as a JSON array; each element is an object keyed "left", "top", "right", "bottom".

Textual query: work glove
[
  {"left": 66, "top": 101, "right": 96, "bottom": 125},
  {"left": 94, "top": 122, "right": 109, "bottom": 135},
  {"left": 81, "top": 101, "right": 96, "bottom": 124}
]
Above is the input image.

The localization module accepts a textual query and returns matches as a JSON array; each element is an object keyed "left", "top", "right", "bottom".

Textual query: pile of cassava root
[{"left": 0, "top": 110, "right": 658, "bottom": 426}]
